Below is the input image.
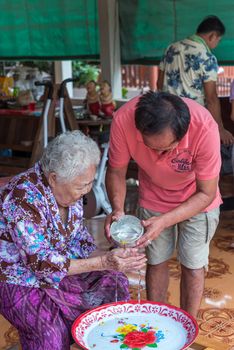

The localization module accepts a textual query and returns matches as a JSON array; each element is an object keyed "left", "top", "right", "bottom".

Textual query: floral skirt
[{"left": 0, "top": 270, "right": 129, "bottom": 350}]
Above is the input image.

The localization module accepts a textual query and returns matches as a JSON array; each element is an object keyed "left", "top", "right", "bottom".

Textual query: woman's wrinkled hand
[
  {"left": 102, "top": 248, "right": 147, "bottom": 272},
  {"left": 104, "top": 210, "right": 125, "bottom": 242}
]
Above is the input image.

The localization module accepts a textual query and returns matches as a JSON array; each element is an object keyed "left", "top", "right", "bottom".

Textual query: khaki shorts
[{"left": 137, "top": 207, "right": 220, "bottom": 269}]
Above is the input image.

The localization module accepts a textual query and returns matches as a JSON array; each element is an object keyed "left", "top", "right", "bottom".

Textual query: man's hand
[
  {"left": 137, "top": 216, "right": 165, "bottom": 248},
  {"left": 102, "top": 248, "right": 147, "bottom": 272},
  {"left": 104, "top": 210, "right": 125, "bottom": 242},
  {"left": 219, "top": 127, "right": 234, "bottom": 145}
]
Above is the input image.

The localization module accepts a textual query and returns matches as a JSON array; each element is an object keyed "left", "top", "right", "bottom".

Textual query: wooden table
[
  {"left": 76, "top": 118, "right": 112, "bottom": 144},
  {"left": 76, "top": 118, "right": 112, "bottom": 127}
]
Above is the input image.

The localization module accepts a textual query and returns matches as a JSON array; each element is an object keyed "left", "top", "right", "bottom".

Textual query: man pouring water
[{"left": 105, "top": 91, "right": 221, "bottom": 318}]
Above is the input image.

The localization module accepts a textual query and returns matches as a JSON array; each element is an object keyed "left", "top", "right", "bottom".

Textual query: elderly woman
[{"left": 0, "top": 131, "right": 146, "bottom": 350}]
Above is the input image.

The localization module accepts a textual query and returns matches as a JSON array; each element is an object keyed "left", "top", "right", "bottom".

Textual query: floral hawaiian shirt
[
  {"left": 0, "top": 162, "right": 96, "bottom": 288},
  {"left": 159, "top": 35, "right": 218, "bottom": 106}
]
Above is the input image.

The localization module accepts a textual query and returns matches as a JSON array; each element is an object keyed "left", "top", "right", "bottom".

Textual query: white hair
[{"left": 40, "top": 130, "right": 100, "bottom": 182}]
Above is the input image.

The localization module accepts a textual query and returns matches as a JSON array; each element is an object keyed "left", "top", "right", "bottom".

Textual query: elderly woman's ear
[{"left": 48, "top": 172, "right": 57, "bottom": 188}]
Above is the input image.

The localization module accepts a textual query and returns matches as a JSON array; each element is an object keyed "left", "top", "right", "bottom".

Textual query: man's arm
[
  {"left": 230, "top": 81, "right": 234, "bottom": 122},
  {"left": 138, "top": 176, "right": 219, "bottom": 247},
  {"left": 230, "top": 100, "right": 234, "bottom": 122},
  {"left": 105, "top": 164, "right": 128, "bottom": 239},
  {"left": 105, "top": 164, "right": 128, "bottom": 213},
  {"left": 157, "top": 69, "right": 165, "bottom": 91},
  {"left": 204, "top": 80, "right": 234, "bottom": 144}
]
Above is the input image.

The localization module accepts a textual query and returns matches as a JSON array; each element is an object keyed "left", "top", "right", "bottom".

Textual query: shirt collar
[
  {"left": 189, "top": 34, "right": 211, "bottom": 54},
  {"left": 37, "top": 161, "right": 50, "bottom": 187}
]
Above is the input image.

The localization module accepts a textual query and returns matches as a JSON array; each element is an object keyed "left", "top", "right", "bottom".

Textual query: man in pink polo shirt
[{"left": 105, "top": 91, "right": 222, "bottom": 318}]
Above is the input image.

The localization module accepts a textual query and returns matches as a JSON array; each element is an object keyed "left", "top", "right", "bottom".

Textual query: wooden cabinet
[{"left": 0, "top": 110, "right": 41, "bottom": 176}]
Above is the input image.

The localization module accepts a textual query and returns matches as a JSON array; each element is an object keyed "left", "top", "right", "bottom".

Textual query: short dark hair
[
  {"left": 135, "top": 91, "right": 190, "bottom": 141},
  {"left": 196, "top": 15, "right": 225, "bottom": 36}
]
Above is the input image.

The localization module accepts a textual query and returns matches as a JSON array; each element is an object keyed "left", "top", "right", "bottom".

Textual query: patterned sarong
[{"left": 0, "top": 270, "right": 129, "bottom": 350}]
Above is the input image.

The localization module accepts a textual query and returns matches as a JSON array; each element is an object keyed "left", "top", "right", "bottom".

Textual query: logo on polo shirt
[{"left": 170, "top": 149, "right": 193, "bottom": 172}]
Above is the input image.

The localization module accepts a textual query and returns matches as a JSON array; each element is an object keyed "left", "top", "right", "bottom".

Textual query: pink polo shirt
[{"left": 109, "top": 96, "right": 222, "bottom": 213}]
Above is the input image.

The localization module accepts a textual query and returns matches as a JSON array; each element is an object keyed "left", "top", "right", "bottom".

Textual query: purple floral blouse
[{"left": 0, "top": 162, "right": 96, "bottom": 288}]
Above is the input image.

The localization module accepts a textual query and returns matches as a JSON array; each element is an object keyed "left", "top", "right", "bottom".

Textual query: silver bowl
[{"left": 110, "top": 215, "right": 144, "bottom": 247}]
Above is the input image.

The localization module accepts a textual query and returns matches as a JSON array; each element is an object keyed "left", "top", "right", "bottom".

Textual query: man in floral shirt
[{"left": 157, "top": 15, "right": 234, "bottom": 146}]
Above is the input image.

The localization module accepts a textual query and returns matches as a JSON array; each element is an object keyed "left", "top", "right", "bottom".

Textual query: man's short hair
[
  {"left": 196, "top": 15, "right": 225, "bottom": 36},
  {"left": 135, "top": 91, "right": 190, "bottom": 141}
]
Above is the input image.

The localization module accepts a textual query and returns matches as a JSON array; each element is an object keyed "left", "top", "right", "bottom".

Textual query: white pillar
[
  {"left": 98, "top": 0, "right": 122, "bottom": 99},
  {"left": 54, "top": 61, "right": 73, "bottom": 97}
]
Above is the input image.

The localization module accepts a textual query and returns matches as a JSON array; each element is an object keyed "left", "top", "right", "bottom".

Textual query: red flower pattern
[{"left": 123, "top": 330, "right": 156, "bottom": 348}]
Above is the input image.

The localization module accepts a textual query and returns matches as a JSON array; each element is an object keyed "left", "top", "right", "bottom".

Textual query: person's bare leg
[
  {"left": 180, "top": 264, "right": 204, "bottom": 318},
  {"left": 146, "top": 261, "right": 169, "bottom": 302}
]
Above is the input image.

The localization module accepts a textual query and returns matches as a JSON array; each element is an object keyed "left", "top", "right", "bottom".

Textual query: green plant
[
  {"left": 72, "top": 61, "right": 100, "bottom": 86},
  {"left": 122, "top": 86, "right": 128, "bottom": 99}
]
